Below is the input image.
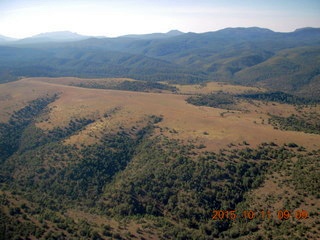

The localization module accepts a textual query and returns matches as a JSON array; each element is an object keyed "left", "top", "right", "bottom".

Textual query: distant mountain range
[
  {"left": 0, "top": 30, "right": 184, "bottom": 44},
  {"left": 122, "top": 30, "right": 184, "bottom": 39},
  {"left": 18, "top": 31, "right": 90, "bottom": 43},
  {"left": 0, "top": 35, "right": 17, "bottom": 42},
  {"left": 1, "top": 27, "right": 320, "bottom": 98},
  {"left": 0, "top": 31, "right": 90, "bottom": 44}
]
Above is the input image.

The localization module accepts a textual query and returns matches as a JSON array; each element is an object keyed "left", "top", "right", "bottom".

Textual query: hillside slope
[
  {"left": 234, "top": 46, "right": 320, "bottom": 94},
  {"left": 0, "top": 78, "right": 319, "bottom": 239}
]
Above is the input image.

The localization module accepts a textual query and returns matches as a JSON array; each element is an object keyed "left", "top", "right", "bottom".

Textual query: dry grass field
[
  {"left": 1, "top": 77, "right": 319, "bottom": 239},
  {"left": 1, "top": 77, "right": 320, "bottom": 151}
]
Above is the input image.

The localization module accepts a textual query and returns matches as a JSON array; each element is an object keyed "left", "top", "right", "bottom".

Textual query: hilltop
[{"left": 18, "top": 31, "right": 90, "bottom": 43}]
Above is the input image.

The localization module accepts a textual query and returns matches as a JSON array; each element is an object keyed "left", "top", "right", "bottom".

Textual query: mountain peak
[
  {"left": 15, "top": 31, "right": 90, "bottom": 44},
  {"left": 292, "top": 27, "right": 320, "bottom": 37},
  {"left": 121, "top": 30, "right": 184, "bottom": 39},
  {"left": 293, "top": 27, "right": 320, "bottom": 34},
  {"left": 31, "top": 31, "right": 87, "bottom": 40},
  {"left": 166, "top": 30, "right": 184, "bottom": 36},
  {"left": 294, "top": 27, "right": 320, "bottom": 32},
  {"left": 217, "top": 27, "right": 274, "bottom": 34}
]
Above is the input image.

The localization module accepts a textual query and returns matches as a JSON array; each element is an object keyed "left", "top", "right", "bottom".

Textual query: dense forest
[
  {"left": 237, "top": 91, "right": 319, "bottom": 105},
  {"left": 186, "top": 92, "right": 237, "bottom": 110},
  {"left": 71, "top": 80, "right": 177, "bottom": 92},
  {"left": 269, "top": 114, "right": 320, "bottom": 134},
  {"left": 186, "top": 91, "right": 319, "bottom": 110}
]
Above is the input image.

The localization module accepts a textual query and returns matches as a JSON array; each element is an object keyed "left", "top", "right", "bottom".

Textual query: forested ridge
[
  {"left": 1, "top": 27, "right": 320, "bottom": 98},
  {"left": 237, "top": 91, "right": 320, "bottom": 105},
  {"left": 71, "top": 80, "right": 177, "bottom": 92},
  {"left": 0, "top": 96, "right": 319, "bottom": 239},
  {"left": 186, "top": 92, "right": 237, "bottom": 110},
  {"left": 269, "top": 114, "right": 320, "bottom": 134},
  {"left": 0, "top": 95, "right": 58, "bottom": 163}
]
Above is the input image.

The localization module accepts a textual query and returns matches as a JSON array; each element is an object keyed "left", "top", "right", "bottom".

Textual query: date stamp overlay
[{"left": 212, "top": 209, "right": 309, "bottom": 221}]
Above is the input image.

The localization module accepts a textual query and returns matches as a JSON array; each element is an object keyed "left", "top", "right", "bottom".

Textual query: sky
[{"left": 0, "top": 0, "right": 319, "bottom": 38}]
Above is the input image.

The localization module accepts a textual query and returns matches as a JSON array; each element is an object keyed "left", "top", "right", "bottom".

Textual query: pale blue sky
[{"left": 0, "top": 0, "right": 319, "bottom": 38}]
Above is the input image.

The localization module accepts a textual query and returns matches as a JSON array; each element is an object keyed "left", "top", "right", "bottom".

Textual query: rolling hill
[
  {"left": 0, "top": 45, "right": 206, "bottom": 83},
  {"left": 0, "top": 77, "right": 319, "bottom": 239},
  {"left": 1, "top": 27, "right": 320, "bottom": 98},
  {"left": 234, "top": 46, "right": 320, "bottom": 92}
]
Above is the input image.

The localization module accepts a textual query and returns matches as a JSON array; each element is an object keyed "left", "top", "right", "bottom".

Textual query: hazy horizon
[
  {"left": 0, "top": 0, "right": 319, "bottom": 38},
  {"left": 2, "top": 26, "right": 320, "bottom": 40}
]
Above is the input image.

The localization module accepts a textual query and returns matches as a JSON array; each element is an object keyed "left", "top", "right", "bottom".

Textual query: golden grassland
[
  {"left": 1, "top": 77, "right": 319, "bottom": 239},
  {"left": 1, "top": 77, "right": 320, "bottom": 151}
]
